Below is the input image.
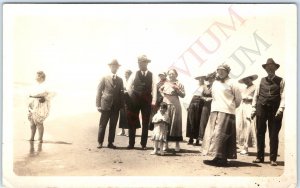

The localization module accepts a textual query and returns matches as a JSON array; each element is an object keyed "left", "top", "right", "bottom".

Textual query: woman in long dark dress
[
  {"left": 198, "top": 72, "right": 216, "bottom": 143},
  {"left": 118, "top": 70, "right": 132, "bottom": 136},
  {"left": 186, "top": 75, "right": 206, "bottom": 146}
]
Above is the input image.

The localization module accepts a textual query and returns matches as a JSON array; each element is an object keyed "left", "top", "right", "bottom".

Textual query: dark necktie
[{"left": 112, "top": 75, "right": 116, "bottom": 86}]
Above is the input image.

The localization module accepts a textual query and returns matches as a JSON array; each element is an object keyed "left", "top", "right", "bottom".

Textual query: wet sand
[{"left": 13, "top": 109, "right": 285, "bottom": 177}]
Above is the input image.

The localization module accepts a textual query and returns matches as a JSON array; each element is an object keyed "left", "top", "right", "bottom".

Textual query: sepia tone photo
[{"left": 2, "top": 3, "right": 297, "bottom": 187}]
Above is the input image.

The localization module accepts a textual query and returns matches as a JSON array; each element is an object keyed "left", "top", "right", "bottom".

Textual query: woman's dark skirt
[{"left": 185, "top": 96, "right": 204, "bottom": 139}]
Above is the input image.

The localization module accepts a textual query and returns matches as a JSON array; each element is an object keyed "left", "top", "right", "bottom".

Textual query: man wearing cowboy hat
[
  {"left": 126, "top": 55, "right": 157, "bottom": 150},
  {"left": 236, "top": 74, "right": 258, "bottom": 155},
  {"left": 96, "top": 59, "right": 124, "bottom": 149},
  {"left": 251, "top": 58, "right": 285, "bottom": 166}
]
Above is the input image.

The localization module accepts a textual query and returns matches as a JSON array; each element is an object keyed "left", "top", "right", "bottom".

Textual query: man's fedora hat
[
  {"left": 262, "top": 58, "right": 280, "bottom": 70},
  {"left": 138, "top": 55, "right": 151, "bottom": 63},
  {"left": 108, "top": 59, "right": 121, "bottom": 66},
  {"left": 238, "top": 74, "right": 258, "bottom": 84}
]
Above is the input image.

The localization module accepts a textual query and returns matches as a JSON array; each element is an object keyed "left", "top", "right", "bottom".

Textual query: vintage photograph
[{"left": 3, "top": 3, "right": 297, "bottom": 187}]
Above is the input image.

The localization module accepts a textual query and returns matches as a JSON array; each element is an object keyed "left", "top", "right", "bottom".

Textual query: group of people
[
  {"left": 186, "top": 58, "right": 284, "bottom": 167},
  {"left": 27, "top": 55, "right": 284, "bottom": 168},
  {"left": 96, "top": 55, "right": 186, "bottom": 154}
]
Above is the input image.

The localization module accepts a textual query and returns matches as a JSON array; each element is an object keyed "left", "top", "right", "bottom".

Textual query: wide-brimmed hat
[
  {"left": 238, "top": 74, "right": 258, "bottom": 83},
  {"left": 217, "top": 64, "right": 231, "bottom": 73},
  {"left": 138, "top": 55, "right": 151, "bottom": 63},
  {"left": 108, "top": 59, "right": 121, "bottom": 66},
  {"left": 262, "top": 58, "right": 280, "bottom": 70},
  {"left": 205, "top": 71, "right": 217, "bottom": 81},
  {"left": 158, "top": 71, "right": 167, "bottom": 77},
  {"left": 195, "top": 75, "right": 206, "bottom": 80}
]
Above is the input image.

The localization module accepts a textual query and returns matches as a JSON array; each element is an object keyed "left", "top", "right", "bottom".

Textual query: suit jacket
[{"left": 96, "top": 75, "right": 124, "bottom": 111}]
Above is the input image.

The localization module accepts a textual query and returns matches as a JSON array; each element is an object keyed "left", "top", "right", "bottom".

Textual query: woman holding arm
[{"left": 159, "top": 69, "right": 185, "bottom": 152}]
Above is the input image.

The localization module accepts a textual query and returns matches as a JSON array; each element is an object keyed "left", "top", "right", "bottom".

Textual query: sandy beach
[{"left": 12, "top": 85, "right": 285, "bottom": 177}]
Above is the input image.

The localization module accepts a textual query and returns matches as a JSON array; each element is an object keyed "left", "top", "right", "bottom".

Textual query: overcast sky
[{"left": 4, "top": 4, "right": 296, "bottom": 115}]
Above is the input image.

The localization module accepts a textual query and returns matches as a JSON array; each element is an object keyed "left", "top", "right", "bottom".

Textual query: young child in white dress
[{"left": 151, "top": 102, "right": 170, "bottom": 155}]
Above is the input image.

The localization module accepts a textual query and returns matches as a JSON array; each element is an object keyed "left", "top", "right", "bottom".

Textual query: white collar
[{"left": 140, "top": 70, "right": 148, "bottom": 75}]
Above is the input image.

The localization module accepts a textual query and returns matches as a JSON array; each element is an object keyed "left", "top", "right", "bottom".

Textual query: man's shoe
[
  {"left": 252, "top": 158, "right": 264, "bottom": 163},
  {"left": 270, "top": 161, "right": 278, "bottom": 166},
  {"left": 107, "top": 143, "right": 117, "bottom": 149},
  {"left": 126, "top": 145, "right": 134, "bottom": 150},
  {"left": 97, "top": 143, "right": 103, "bottom": 149}
]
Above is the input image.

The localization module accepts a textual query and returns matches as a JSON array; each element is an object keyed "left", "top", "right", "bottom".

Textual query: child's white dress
[{"left": 151, "top": 111, "right": 170, "bottom": 142}]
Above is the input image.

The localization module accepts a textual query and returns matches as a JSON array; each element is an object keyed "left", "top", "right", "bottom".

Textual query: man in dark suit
[
  {"left": 251, "top": 58, "right": 285, "bottom": 166},
  {"left": 126, "top": 55, "right": 157, "bottom": 150},
  {"left": 96, "top": 59, "right": 124, "bottom": 149}
]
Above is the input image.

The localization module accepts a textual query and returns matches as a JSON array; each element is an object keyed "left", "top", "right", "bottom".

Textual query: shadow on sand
[{"left": 203, "top": 160, "right": 262, "bottom": 168}]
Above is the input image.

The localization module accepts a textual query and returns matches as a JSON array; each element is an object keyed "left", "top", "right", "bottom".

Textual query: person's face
[
  {"left": 264, "top": 64, "right": 277, "bottom": 76},
  {"left": 160, "top": 107, "right": 167, "bottom": 114},
  {"left": 207, "top": 77, "right": 215, "bottom": 84},
  {"left": 36, "top": 74, "right": 44, "bottom": 83},
  {"left": 198, "top": 78, "right": 204, "bottom": 85},
  {"left": 217, "top": 69, "right": 228, "bottom": 79},
  {"left": 168, "top": 70, "right": 177, "bottom": 81},
  {"left": 138, "top": 61, "right": 148, "bottom": 71},
  {"left": 109, "top": 64, "right": 119, "bottom": 74},
  {"left": 159, "top": 74, "right": 166, "bottom": 81},
  {"left": 125, "top": 72, "right": 131, "bottom": 80}
]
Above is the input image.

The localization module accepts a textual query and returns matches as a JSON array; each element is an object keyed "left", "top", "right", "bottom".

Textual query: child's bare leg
[
  {"left": 163, "top": 141, "right": 169, "bottom": 151},
  {"left": 160, "top": 141, "right": 164, "bottom": 155},
  {"left": 150, "top": 141, "right": 158, "bottom": 155}
]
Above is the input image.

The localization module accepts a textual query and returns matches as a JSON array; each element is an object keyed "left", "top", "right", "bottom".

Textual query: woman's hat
[
  {"left": 108, "top": 59, "right": 121, "bottom": 66},
  {"left": 205, "top": 71, "right": 217, "bottom": 81},
  {"left": 194, "top": 75, "right": 206, "bottom": 80},
  {"left": 217, "top": 64, "right": 231, "bottom": 73},
  {"left": 238, "top": 74, "right": 258, "bottom": 83},
  {"left": 158, "top": 71, "right": 167, "bottom": 76},
  {"left": 138, "top": 55, "right": 151, "bottom": 63},
  {"left": 262, "top": 58, "right": 280, "bottom": 70}
]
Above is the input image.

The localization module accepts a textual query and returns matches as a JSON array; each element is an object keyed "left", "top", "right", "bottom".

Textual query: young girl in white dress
[{"left": 151, "top": 102, "right": 170, "bottom": 155}]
